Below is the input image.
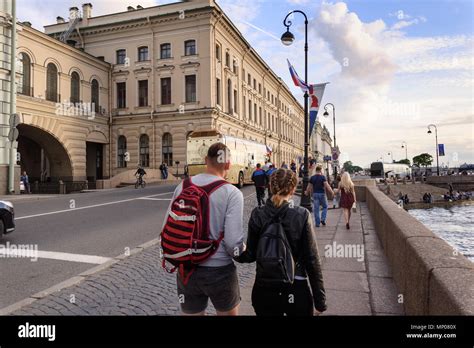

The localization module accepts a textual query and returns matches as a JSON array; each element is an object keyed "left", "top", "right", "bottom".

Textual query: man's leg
[
  {"left": 176, "top": 271, "right": 209, "bottom": 316},
  {"left": 321, "top": 194, "right": 328, "bottom": 223},
  {"left": 205, "top": 264, "right": 240, "bottom": 316},
  {"left": 313, "top": 194, "right": 321, "bottom": 226}
]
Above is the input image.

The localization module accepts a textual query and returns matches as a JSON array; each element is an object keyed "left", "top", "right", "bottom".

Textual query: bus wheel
[{"left": 238, "top": 172, "right": 244, "bottom": 189}]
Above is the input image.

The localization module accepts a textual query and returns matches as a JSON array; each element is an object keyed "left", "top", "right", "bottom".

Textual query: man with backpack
[
  {"left": 252, "top": 163, "right": 268, "bottom": 207},
  {"left": 161, "top": 142, "right": 245, "bottom": 316}
]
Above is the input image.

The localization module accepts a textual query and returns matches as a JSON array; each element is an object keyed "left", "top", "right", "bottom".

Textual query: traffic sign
[
  {"left": 8, "top": 128, "right": 19, "bottom": 142},
  {"left": 9, "top": 113, "right": 21, "bottom": 128}
]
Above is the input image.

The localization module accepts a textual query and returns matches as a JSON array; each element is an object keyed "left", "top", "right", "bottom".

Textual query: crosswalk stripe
[{"left": 0, "top": 249, "right": 111, "bottom": 264}]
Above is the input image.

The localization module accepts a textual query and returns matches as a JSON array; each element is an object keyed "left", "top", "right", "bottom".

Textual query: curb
[{"left": 0, "top": 237, "right": 161, "bottom": 315}]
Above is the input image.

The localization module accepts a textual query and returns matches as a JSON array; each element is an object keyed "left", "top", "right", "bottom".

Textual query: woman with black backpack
[{"left": 235, "top": 168, "right": 327, "bottom": 316}]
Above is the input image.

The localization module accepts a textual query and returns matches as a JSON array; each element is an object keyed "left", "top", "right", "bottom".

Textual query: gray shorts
[{"left": 177, "top": 263, "right": 240, "bottom": 314}]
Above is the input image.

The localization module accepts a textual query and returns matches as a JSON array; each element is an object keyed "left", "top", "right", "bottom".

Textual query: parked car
[{"left": 0, "top": 200, "right": 15, "bottom": 237}]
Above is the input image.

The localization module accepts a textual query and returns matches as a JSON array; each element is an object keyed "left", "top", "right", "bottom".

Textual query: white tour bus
[
  {"left": 370, "top": 162, "right": 410, "bottom": 179},
  {"left": 187, "top": 130, "right": 268, "bottom": 188}
]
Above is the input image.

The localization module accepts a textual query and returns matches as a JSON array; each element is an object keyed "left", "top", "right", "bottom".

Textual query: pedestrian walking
[
  {"left": 305, "top": 165, "right": 334, "bottom": 227},
  {"left": 235, "top": 168, "right": 327, "bottom": 316},
  {"left": 161, "top": 142, "right": 244, "bottom": 316},
  {"left": 281, "top": 162, "right": 288, "bottom": 169},
  {"left": 336, "top": 172, "right": 357, "bottom": 230},
  {"left": 265, "top": 164, "right": 276, "bottom": 199},
  {"left": 20, "top": 171, "right": 31, "bottom": 194},
  {"left": 252, "top": 163, "right": 268, "bottom": 207},
  {"left": 290, "top": 161, "right": 297, "bottom": 174},
  {"left": 160, "top": 162, "right": 168, "bottom": 179}
]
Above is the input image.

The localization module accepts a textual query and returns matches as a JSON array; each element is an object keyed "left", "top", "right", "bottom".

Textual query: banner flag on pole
[
  {"left": 287, "top": 59, "right": 329, "bottom": 135},
  {"left": 438, "top": 144, "right": 445, "bottom": 156}
]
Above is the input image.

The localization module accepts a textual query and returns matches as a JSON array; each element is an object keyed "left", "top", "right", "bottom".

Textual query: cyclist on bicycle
[{"left": 135, "top": 166, "right": 147, "bottom": 185}]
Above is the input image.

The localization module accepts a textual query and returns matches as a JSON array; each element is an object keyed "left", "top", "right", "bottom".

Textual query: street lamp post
[
  {"left": 281, "top": 10, "right": 312, "bottom": 211},
  {"left": 387, "top": 151, "right": 394, "bottom": 163},
  {"left": 323, "top": 103, "right": 337, "bottom": 182},
  {"left": 401, "top": 141, "right": 408, "bottom": 161},
  {"left": 427, "top": 124, "right": 440, "bottom": 176}
]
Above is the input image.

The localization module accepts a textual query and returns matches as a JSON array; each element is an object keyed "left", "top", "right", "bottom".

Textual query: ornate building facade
[{"left": 1, "top": 0, "right": 332, "bottom": 193}]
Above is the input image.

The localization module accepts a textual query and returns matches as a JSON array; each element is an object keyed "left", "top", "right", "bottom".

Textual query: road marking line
[
  {"left": 137, "top": 197, "right": 172, "bottom": 201},
  {"left": 15, "top": 191, "right": 175, "bottom": 220},
  {"left": 0, "top": 249, "right": 111, "bottom": 264}
]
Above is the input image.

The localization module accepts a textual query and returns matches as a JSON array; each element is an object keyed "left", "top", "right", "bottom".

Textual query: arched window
[
  {"left": 162, "top": 133, "right": 173, "bottom": 166},
  {"left": 117, "top": 136, "right": 127, "bottom": 168},
  {"left": 227, "top": 79, "right": 232, "bottom": 114},
  {"left": 46, "top": 63, "right": 58, "bottom": 102},
  {"left": 70, "top": 71, "right": 80, "bottom": 104},
  {"left": 139, "top": 134, "right": 149, "bottom": 167},
  {"left": 91, "top": 79, "right": 99, "bottom": 113},
  {"left": 18, "top": 53, "right": 31, "bottom": 96}
]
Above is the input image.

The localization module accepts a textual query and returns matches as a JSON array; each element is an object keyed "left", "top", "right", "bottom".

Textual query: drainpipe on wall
[
  {"left": 147, "top": 16, "right": 156, "bottom": 170},
  {"left": 8, "top": 0, "right": 17, "bottom": 194},
  {"left": 108, "top": 62, "right": 112, "bottom": 180}
]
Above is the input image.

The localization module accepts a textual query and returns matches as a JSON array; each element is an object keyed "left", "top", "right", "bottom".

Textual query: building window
[
  {"left": 138, "top": 46, "right": 149, "bottom": 61},
  {"left": 233, "top": 60, "right": 237, "bottom": 74},
  {"left": 233, "top": 89, "right": 238, "bottom": 114},
  {"left": 247, "top": 73, "right": 251, "bottom": 85},
  {"left": 253, "top": 79, "right": 256, "bottom": 90},
  {"left": 258, "top": 83, "right": 261, "bottom": 94},
  {"left": 18, "top": 53, "right": 31, "bottom": 96},
  {"left": 116, "top": 82, "right": 126, "bottom": 109},
  {"left": 139, "top": 134, "right": 149, "bottom": 167},
  {"left": 227, "top": 79, "right": 232, "bottom": 114},
  {"left": 215, "top": 44, "right": 221, "bottom": 61},
  {"left": 46, "top": 63, "right": 58, "bottom": 102},
  {"left": 160, "top": 43, "right": 171, "bottom": 59},
  {"left": 216, "top": 78, "right": 221, "bottom": 106},
  {"left": 243, "top": 96, "right": 246, "bottom": 117},
  {"left": 254, "top": 103, "right": 257, "bottom": 123},
  {"left": 184, "top": 40, "right": 196, "bottom": 56},
  {"left": 248, "top": 100, "right": 252, "bottom": 120},
  {"left": 259, "top": 107, "right": 262, "bottom": 125},
  {"left": 161, "top": 77, "right": 171, "bottom": 105},
  {"left": 117, "top": 135, "right": 127, "bottom": 168},
  {"left": 116, "top": 49, "right": 126, "bottom": 65},
  {"left": 185, "top": 75, "right": 196, "bottom": 103},
  {"left": 138, "top": 80, "right": 148, "bottom": 107},
  {"left": 91, "top": 79, "right": 99, "bottom": 113},
  {"left": 225, "top": 52, "right": 230, "bottom": 67},
  {"left": 70, "top": 72, "right": 80, "bottom": 104},
  {"left": 162, "top": 133, "right": 173, "bottom": 166}
]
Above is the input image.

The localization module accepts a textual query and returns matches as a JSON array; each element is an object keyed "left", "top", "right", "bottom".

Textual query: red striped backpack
[{"left": 161, "top": 178, "right": 228, "bottom": 284}]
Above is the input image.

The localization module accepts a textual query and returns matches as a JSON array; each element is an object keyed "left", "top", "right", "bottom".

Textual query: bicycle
[{"left": 135, "top": 174, "right": 146, "bottom": 189}]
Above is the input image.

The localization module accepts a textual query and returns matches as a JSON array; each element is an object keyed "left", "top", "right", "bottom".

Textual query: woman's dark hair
[{"left": 270, "top": 168, "right": 297, "bottom": 207}]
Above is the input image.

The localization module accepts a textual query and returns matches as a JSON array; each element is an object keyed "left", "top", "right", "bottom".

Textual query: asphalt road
[{"left": 0, "top": 183, "right": 255, "bottom": 309}]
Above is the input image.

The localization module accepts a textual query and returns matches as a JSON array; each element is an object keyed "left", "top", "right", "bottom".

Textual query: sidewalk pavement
[{"left": 6, "top": 194, "right": 404, "bottom": 316}]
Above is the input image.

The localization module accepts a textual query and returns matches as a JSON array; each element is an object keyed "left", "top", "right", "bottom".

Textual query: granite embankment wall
[{"left": 354, "top": 180, "right": 474, "bottom": 315}]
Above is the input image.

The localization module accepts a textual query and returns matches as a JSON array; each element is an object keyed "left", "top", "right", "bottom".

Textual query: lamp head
[
  {"left": 323, "top": 111, "right": 329, "bottom": 117},
  {"left": 427, "top": 129, "right": 432, "bottom": 134},
  {"left": 281, "top": 29, "right": 295, "bottom": 46}
]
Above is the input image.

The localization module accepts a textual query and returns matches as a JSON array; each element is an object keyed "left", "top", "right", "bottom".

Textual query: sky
[{"left": 17, "top": 0, "right": 474, "bottom": 168}]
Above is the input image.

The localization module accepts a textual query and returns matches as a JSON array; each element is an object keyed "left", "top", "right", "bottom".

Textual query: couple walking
[
  {"left": 305, "top": 165, "right": 357, "bottom": 230},
  {"left": 161, "top": 142, "right": 326, "bottom": 316}
]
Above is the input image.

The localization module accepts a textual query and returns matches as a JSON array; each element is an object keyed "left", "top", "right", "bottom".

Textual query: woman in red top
[{"left": 337, "top": 172, "right": 357, "bottom": 229}]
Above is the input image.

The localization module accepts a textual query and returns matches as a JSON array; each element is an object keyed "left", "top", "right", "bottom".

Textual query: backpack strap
[
  {"left": 182, "top": 177, "right": 193, "bottom": 190},
  {"left": 200, "top": 179, "right": 229, "bottom": 195}
]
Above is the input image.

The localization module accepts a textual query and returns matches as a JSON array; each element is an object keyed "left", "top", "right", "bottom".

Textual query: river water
[{"left": 408, "top": 205, "right": 474, "bottom": 262}]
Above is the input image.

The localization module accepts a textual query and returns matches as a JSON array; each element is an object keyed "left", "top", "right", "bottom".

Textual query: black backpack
[{"left": 256, "top": 205, "right": 296, "bottom": 286}]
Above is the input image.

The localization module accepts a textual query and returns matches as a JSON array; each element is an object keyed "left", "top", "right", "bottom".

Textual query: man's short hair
[
  {"left": 256, "top": 163, "right": 261, "bottom": 168},
  {"left": 207, "top": 142, "right": 230, "bottom": 167},
  {"left": 315, "top": 165, "right": 322, "bottom": 172}
]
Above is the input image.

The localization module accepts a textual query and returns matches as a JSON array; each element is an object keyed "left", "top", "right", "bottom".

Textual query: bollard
[{"left": 59, "top": 180, "right": 66, "bottom": 194}]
